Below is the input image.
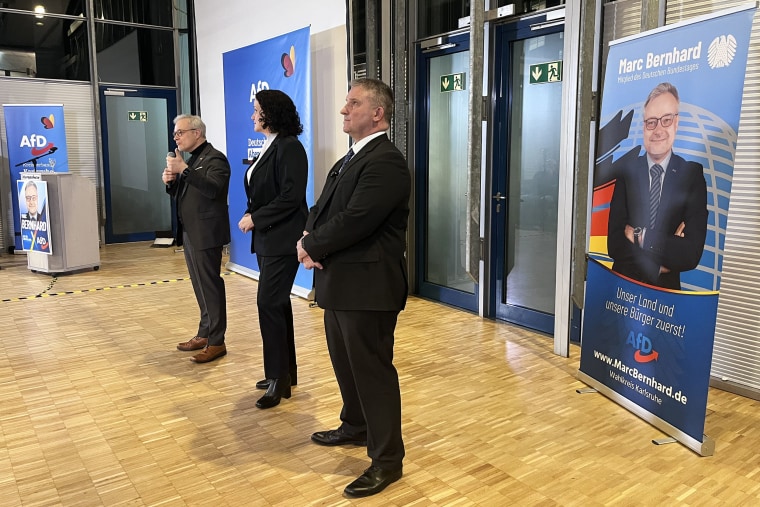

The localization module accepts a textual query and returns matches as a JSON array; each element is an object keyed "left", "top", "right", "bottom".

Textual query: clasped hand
[
  {"left": 238, "top": 214, "right": 254, "bottom": 233},
  {"left": 624, "top": 221, "right": 686, "bottom": 275},
  {"left": 296, "top": 231, "right": 323, "bottom": 270}
]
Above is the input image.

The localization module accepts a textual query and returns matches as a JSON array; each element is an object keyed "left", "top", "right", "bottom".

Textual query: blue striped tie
[
  {"left": 649, "top": 164, "right": 664, "bottom": 228},
  {"left": 338, "top": 148, "right": 354, "bottom": 173}
]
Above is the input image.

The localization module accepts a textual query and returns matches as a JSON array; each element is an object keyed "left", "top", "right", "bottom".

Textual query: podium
[{"left": 27, "top": 173, "right": 100, "bottom": 274}]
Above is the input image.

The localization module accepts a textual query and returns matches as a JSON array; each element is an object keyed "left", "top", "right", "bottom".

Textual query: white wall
[{"left": 193, "top": 0, "right": 349, "bottom": 190}]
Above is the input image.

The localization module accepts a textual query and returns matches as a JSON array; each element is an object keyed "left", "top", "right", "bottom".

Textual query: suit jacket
[
  {"left": 607, "top": 153, "right": 707, "bottom": 289},
  {"left": 166, "top": 142, "right": 231, "bottom": 250},
  {"left": 303, "top": 134, "right": 411, "bottom": 311},
  {"left": 244, "top": 135, "right": 308, "bottom": 256}
]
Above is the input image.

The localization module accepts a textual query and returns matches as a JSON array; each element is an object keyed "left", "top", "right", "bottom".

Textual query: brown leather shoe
[
  {"left": 191, "top": 344, "right": 227, "bottom": 363},
  {"left": 177, "top": 336, "right": 208, "bottom": 351}
]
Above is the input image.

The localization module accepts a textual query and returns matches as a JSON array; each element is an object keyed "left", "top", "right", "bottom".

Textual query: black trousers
[
  {"left": 182, "top": 232, "right": 226, "bottom": 346},
  {"left": 257, "top": 254, "right": 299, "bottom": 379},
  {"left": 324, "top": 309, "right": 405, "bottom": 470}
]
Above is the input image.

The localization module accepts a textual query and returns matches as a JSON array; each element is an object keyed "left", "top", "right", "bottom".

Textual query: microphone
[
  {"left": 48, "top": 146, "right": 58, "bottom": 154},
  {"left": 164, "top": 151, "right": 177, "bottom": 186}
]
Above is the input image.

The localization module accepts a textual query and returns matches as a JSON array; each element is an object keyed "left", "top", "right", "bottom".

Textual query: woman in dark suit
[{"left": 238, "top": 90, "right": 308, "bottom": 409}]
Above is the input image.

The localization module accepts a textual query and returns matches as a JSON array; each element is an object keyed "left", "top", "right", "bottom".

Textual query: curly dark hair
[{"left": 255, "top": 90, "right": 303, "bottom": 136}]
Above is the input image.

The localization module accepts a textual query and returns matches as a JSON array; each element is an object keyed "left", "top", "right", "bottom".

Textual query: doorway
[
  {"left": 415, "top": 33, "right": 478, "bottom": 312},
  {"left": 490, "top": 20, "right": 564, "bottom": 334},
  {"left": 99, "top": 87, "right": 177, "bottom": 243}
]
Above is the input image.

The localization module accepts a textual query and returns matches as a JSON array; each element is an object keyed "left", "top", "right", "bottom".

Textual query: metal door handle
[{"left": 492, "top": 192, "right": 506, "bottom": 201}]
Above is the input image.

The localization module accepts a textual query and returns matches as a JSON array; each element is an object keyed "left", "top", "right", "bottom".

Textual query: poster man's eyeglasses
[{"left": 644, "top": 113, "right": 678, "bottom": 130}]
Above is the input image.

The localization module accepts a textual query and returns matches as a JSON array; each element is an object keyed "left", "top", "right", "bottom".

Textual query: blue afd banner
[
  {"left": 581, "top": 6, "right": 755, "bottom": 451},
  {"left": 3, "top": 104, "right": 68, "bottom": 252},
  {"left": 222, "top": 26, "right": 313, "bottom": 295}
]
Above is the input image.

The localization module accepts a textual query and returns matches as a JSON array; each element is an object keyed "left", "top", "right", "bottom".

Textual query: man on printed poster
[{"left": 18, "top": 179, "right": 52, "bottom": 254}]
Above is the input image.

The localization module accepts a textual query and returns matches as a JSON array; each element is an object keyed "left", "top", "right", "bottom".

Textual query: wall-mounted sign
[
  {"left": 441, "top": 72, "right": 466, "bottom": 92},
  {"left": 529, "top": 61, "right": 563, "bottom": 84},
  {"left": 128, "top": 111, "right": 148, "bottom": 122}
]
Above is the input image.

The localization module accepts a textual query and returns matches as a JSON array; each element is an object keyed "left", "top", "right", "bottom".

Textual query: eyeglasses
[
  {"left": 25, "top": 195, "right": 38, "bottom": 202},
  {"left": 644, "top": 113, "right": 678, "bottom": 130},
  {"left": 173, "top": 128, "right": 198, "bottom": 138}
]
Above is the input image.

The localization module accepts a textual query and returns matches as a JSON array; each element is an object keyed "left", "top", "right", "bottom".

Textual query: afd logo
[
  {"left": 249, "top": 80, "right": 270, "bottom": 102},
  {"left": 20, "top": 134, "right": 56, "bottom": 156},
  {"left": 36, "top": 235, "right": 49, "bottom": 250},
  {"left": 626, "top": 331, "right": 659, "bottom": 363}
]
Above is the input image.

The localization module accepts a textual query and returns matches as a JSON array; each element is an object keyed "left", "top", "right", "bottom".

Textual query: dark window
[
  {"left": 93, "top": 0, "right": 173, "bottom": 27},
  {"left": 417, "top": 0, "right": 469, "bottom": 38},
  {"left": 521, "top": 0, "right": 564, "bottom": 13},
  {"left": 95, "top": 23, "right": 174, "bottom": 86},
  {"left": 0, "top": 12, "right": 90, "bottom": 80},
  {"left": 0, "top": 0, "right": 85, "bottom": 16},
  {"left": 351, "top": 1, "right": 366, "bottom": 59},
  {"left": 416, "top": 0, "right": 566, "bottom": 38}
]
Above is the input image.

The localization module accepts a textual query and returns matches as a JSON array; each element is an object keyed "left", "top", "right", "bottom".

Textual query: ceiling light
[{"left": 34, "top": 5, "right": 46, "bottom": 18}]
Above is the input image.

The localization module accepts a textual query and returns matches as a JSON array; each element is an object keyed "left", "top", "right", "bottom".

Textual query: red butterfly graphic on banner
[
  {"left": 281, "top": 46, "right": 296, "bottom": 77},
  {"left": 40, "top": 114, "right": 55, "bottom": 129}
]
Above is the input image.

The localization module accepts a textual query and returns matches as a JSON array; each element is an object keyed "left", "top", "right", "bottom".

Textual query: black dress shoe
[
  {"left": 256, "top": 370, "right": 297, "bottom": 390},
  {"left": 255, "top": 376, "right": 291, "bottom": 409},
  {"left": 344, "top": 466, "right": 402, "bottom": 498},
  {"left": 310, "top": 428, "right": 367, "bottom": 447}
]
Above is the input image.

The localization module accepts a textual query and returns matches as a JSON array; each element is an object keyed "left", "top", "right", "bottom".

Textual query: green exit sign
[
  {"left": 128, "top": 111, "right": 148, "bottom": 122},
  {"left": 529, "top": 61, "right": 563, "bottom": 84},
  {"left": 440, "top": 72, "right": 466, "bottom": 92}
]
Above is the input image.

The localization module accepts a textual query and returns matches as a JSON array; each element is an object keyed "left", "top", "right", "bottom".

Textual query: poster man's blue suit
[{"left": 607, "top": 152, "right": 708, "bottom": 289}]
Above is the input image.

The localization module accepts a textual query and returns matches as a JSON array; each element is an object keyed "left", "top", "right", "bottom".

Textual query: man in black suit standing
[
  {"left": 297, "top": 78, "right": 410, "bottom": 498},
  {"left": 163, "top": 114, "right": 231, "bottom": 363},
  {"left": 607, "top": 82, "right": 708, "bottom": 290}
]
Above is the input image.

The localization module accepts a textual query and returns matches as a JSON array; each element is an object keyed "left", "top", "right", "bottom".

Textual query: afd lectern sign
[{"left": 3, "top": 104, "right": 68, "bottom": 252}]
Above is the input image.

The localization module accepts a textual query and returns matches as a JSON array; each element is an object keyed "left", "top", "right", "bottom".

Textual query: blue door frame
[
  {"left": 414, "top": 33, "right": 478, "bottom": 312},
  {"left": 99, "top": 86, "right": 177, "bottom": 244},
  {"left": 489, "top": 17, "right": 565, "bottom": 335}
]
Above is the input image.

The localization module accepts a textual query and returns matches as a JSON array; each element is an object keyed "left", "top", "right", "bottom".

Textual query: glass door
[
  {"left": 99, "top": 87, "right": 177, "bottom": 243},
  {"left": 415, "top": 34, "right": 478, "bottom": 312},
  {"left": 491, "top": 21, "right": 564, "bottom": 333}
]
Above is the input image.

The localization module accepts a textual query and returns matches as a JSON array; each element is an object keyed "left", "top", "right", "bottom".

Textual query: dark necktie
[
  {"left": 338, "top": 148, "right": 355, "bottom": 174},
  {"left": 649, "top": 164, "right": 664, "bottom": 228}
]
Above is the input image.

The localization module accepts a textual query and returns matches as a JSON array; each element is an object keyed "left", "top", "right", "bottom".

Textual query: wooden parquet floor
[{"left": 0, "top": 242, "right": 758, "bottom": 506}]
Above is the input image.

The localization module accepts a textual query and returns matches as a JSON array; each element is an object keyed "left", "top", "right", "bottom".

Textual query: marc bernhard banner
[{"left": 579, "top": 5, "right": 755, "bottom": 453}]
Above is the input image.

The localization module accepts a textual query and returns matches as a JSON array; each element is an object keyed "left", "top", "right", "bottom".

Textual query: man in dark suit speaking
[
  {"left": 607, "top": 82, "right": 708, "bottom": 290},
  {"left": 163, "top": 114, "right": 231, "bottom": 363},
  {"left": 297, "top": 78, "right": 410, "bottom": 498}
]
